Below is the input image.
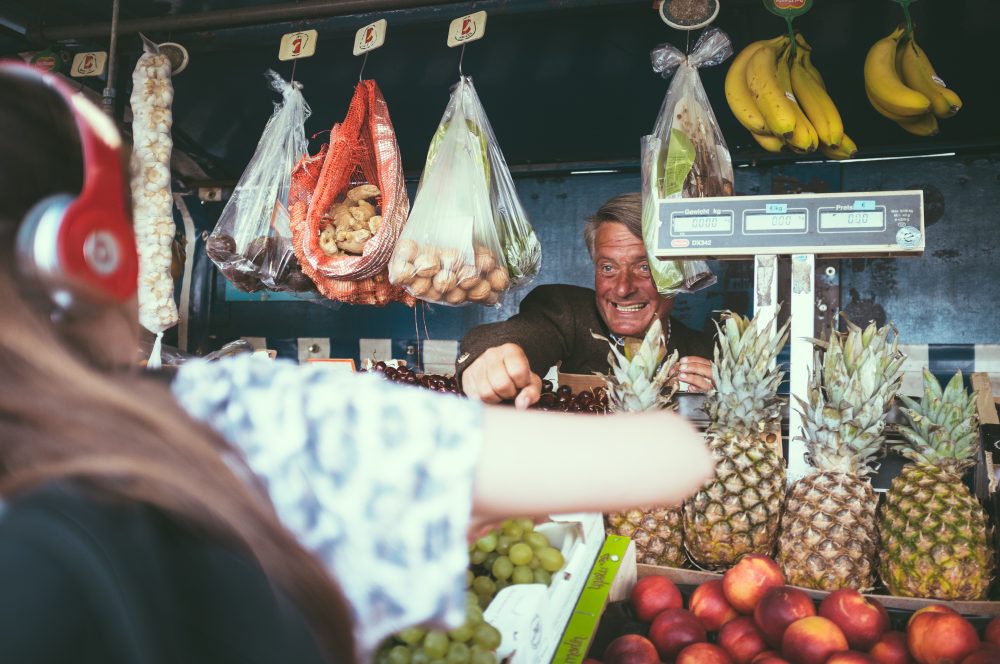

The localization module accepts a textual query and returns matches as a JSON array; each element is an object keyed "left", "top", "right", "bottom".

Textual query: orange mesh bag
[{"left": 290, "top": 80, "right": 414, "bottom": 306}]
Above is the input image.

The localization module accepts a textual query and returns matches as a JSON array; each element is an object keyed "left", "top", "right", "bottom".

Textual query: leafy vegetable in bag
[{"left": 641, "top": 27, "right": 734, "bottom": 295}]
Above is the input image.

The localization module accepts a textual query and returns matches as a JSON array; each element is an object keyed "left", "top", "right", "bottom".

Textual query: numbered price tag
[
  {"left": 353, "top": 19, "right": 387, "bottom": 56},
  {"left": 447, "top": 10, "right": 487, "bottom": 48},
  {"left": 279, "top": 29, "right": 318, "bottom": 61},
  {"left": 70, "top": 51, "right": 107, "bottom": 78},
  {"left": 762, "top": 0, "right": 813, "bottom": 18}
]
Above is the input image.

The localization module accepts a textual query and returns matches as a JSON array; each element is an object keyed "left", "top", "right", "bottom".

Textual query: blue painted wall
[{"left": 187, "top": 152, "right": 1000, "bottom": 365}]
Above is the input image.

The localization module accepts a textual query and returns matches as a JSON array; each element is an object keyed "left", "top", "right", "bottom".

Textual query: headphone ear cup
[{"left": 17, "top": 193, "right": 77, "bottom": 308}]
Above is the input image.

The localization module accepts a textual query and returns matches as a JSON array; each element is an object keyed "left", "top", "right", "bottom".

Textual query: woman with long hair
[{"left": 0, "top": 61, "right": 713, "bottom": 663}]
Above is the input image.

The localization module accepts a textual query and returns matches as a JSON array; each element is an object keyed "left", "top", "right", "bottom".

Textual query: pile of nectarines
[{"left": 584, "top": 554, "right": 1000, "bottom": 664}]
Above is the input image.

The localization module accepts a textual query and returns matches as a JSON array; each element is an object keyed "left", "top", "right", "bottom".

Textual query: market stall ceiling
[{"left": 3, "top": 0, "right": 998, "bottom": 184}]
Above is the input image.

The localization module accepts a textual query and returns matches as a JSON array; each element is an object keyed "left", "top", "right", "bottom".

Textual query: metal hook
[
  {"left": 290, "top": 59, "right": 298, "bottom": 84},
  {"left": 458, "top": 44, "right": 466, "bottom": 77},
  {"left": 358, "top": 52, "right": 369, "bottom": 82}
]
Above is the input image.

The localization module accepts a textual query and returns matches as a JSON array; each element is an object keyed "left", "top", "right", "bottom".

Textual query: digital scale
[
  {"left": 653, "top": 190, "right": 924, "bottom": 259},
  {"left": 651, "top": 190, "right": 925, "bottom": 482}
]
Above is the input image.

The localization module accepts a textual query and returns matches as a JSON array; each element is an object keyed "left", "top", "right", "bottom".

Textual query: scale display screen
[
  {"left": 653, "top": 190, "right": 924, "bottom": 257},
  {"left": 744, "top": 211, "right": 808, "bottom": 234},
  {"left": 818, "top": 209, "right": 886, "bottom": 232},
  {"left": 670, "top": 213, "right": 733, "bottom": 236}
]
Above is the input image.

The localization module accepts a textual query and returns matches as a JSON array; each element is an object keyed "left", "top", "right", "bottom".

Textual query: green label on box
[{"left": 552, "top": 535, "right": 631, "bottom": 664}]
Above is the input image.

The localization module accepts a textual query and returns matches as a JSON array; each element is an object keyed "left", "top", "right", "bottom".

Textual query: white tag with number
[
  {"left": 353, "top": 19, "right": 387, "bottom": 56},
  {"left": 71, "top": 51, "right": 107, "bottom": 78},
  {"left": 447, "top": 11, "right": 487, "bottom": 48},
  {"left": 279, "top": 29, "right": 318, "bottom": 61}
]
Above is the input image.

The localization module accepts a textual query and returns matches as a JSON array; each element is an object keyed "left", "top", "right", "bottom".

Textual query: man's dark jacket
[{"left": 456, "top": 284, "right": 714, "bottom": 384}]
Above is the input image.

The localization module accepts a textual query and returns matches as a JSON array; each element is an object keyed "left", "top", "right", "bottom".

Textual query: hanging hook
[
  {"left": 290, "top": 59, "right": 298, "bottom": 84},
  {"left": 458, "top": 44, "right": 466, "bottom": 78},
  {"left": 358, "top": 51, "right": 369, "bottom": 82}
]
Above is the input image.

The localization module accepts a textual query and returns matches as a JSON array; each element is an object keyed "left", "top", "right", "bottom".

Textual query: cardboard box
[
  {"left": 484, "top": 513, "right": 605, "bottom": 663},
  {"left": 551, "top": 535, "right": 636, "bottom": 664}
]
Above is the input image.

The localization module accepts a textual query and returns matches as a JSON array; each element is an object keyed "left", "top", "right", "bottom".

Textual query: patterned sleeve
[{"left": 172, "top": 355, "right": 484, "bottom": 660}]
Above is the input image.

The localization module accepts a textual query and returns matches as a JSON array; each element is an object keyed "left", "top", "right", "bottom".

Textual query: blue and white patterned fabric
[{"left": 172, "top": 355, "right": 483, "bottom": 662}]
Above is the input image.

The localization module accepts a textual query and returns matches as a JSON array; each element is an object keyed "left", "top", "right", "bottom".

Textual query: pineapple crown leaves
[
  {"left": 704, "top": 311, "right": 789, "bottom": 433},
  {"left": 593, "top": 318, "right": 679, "bottom": 413},
  {"left": 795, "top": 319, "right": 906, "bottom": 476},
  {"left": 893, "top": 368, "right": 981, "bottom": 473}
]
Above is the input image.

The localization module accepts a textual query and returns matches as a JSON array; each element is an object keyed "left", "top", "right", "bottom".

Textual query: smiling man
[{"left": 456, "top": 192, "right": 715, "bottom": 408}]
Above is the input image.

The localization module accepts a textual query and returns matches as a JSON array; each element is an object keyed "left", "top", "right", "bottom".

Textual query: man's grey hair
[{"left": 583, "top": 192, "right": 643, "bottom": 259}]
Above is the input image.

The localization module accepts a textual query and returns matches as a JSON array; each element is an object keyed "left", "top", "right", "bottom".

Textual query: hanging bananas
[
  {"left": 725, "top": 32, "right": 855, "bottom": 159},
  {"left": 864, "top": 26, "right": 960, "bottom": 136}
]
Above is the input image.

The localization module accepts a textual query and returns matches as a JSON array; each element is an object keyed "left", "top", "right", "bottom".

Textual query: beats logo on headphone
[{"left": 1, "top": 60, "right": 138, "bottom": 308}]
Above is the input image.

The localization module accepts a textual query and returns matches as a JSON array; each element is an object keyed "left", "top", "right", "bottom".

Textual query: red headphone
[{"left": 1, "top": 60, "right": 138, "bottom": 307}]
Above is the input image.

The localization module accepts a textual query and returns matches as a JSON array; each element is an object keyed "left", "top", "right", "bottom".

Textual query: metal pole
[
  {"left": 102, "top": 0, "right": 120, "bottom": 116},
  {"left": 34, "top": 0, "right": 460, "bottom": 40},
  {"left": 32, "top": 0, "right": 638, "bottom": 41}
]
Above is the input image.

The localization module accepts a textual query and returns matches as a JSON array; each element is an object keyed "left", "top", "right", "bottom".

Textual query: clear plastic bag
[
  {"left": 641, "top": 27, "right": 735, "bottom": 295},
  {"left": 205, "top": 70, "right": 314, "bottom": 293},
  {"left": 390, "top": 77, "right": 540, "bottom": 306}
]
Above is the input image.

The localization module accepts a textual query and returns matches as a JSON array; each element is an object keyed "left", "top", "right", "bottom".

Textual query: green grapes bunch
[
  {"left": 375, "top": 592, "right": 502, "bottom": 664},
  {"left": 467, "top": 517, "right": 567, "bottom": 610}
]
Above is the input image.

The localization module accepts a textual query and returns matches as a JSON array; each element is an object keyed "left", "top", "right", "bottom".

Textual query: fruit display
[
  {"left": 374, "top": 593, "right": 502, "bottom": 664},
  {"left": 777, "top": 320, "right": 905, "bottom": 592},
  {"left": 318, "top": 183, "right": 383, "bottom": 257},
  {"left": 366, "top": 361, "right": 462, "bottom": 395},
  {"left": 206, "top": 233, "right": 315, "bottom": 293},
  {"left": 467, "top": 517, "right": 567, "bottom": 609},
  {"left": 725, "top": 34, "right": 856, "bottom": 159},
  {"left": 586, "top": 554, "right": 1000, "bottom": 664},
  {"left": 683, "top": 312, "right": 790, "bottom": 569},
  {"left": 879, "top": 369, "right": 995, "bottom": 601},
  {"left": 864, "top": 26, "right": 962, "bottom": 137},
  {"left": 599, "top": 320, "right": 687, "bottom": 568}
]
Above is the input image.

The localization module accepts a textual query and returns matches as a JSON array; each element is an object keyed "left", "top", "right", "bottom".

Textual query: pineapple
[
  {"left": 777, "top": 320, "right": 905, "bottom": 592},
  {"left": 879, "top": 369, "right": 995, "bottom": 600},
  {"left": 599, "top": 319, "right": 686, "bottom": 567},
  {"left": 683, "top": 312, "right": 789, "bottom": 570}
]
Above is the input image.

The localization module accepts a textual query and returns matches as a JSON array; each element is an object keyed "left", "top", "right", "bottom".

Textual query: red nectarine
[
  {"left": 754, "top": 586, "right": 817, "bottom": 648},
  {"left": 724, "top": 555, "right": 787, "bottom": 614},
  {"left": 781, "top": 616, "right": 850, "bottom": 664},
  {"left": 691, "top": 579, "right": 740, "bottom": 632},
  {"left": 631, "top": 574, "right": 683, "bottom": 623},
  {"left": 648, "top": 607, "right": 707, "bottom": 660},
  {"left": 819, "top": 589, "right": 890, "bottom": 651}
]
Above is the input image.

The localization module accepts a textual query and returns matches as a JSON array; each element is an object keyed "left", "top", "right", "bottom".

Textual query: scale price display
[
  {"left": 670, "top": 213, "right": 733, "bottom": 236},
  {"left": 744, "top": 211, "right": 808, "bottom": 234},
  {"left": 818, "top": 208, "right": 886, "bottom": 232}
]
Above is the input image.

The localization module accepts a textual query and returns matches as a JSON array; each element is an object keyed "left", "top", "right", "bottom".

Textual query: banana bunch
[
  {"left": 726, "top": 34, "right": 856, "bottom": 160},
  {"left": 864, "top": 26, "right": 961, "bottom": 137}
]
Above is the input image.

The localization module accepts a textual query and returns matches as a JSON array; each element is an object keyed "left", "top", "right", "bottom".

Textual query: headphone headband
[{"left": 1, "top": 60, "right": 138, "bottom": 304}]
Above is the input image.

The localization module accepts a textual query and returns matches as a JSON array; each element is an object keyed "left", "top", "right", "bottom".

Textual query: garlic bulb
[{"left": 130, "top": 49, "right": 178, "bottom": 334}]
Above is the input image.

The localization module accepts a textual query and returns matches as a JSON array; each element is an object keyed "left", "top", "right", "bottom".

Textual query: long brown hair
[{"left": 0, "top": 69, "right": 354, "bottom": 661}]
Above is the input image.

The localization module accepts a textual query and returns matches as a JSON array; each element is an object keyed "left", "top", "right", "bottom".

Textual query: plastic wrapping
[
  {"left": 389, "top": 77, "right": 540, "bottom": 306},
  {"left": 129, "top": 37, "right": 179, "bottom": 350},
  {"left": 206, "top": 71, "right": 314, "bottom": 293},
  {"left": 641, "top": 27, "right": 734, "bottom": 295},
  {"left": 289, "top": 80, "right": 413, "bottom": 306}
]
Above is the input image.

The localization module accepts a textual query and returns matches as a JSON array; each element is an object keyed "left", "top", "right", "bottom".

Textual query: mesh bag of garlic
[
  {"left": 288, "top": 80, "right": 413, "bottom": 306},
  {"left": 388, "top": 76, "right": 528, "bottom": 307},
  {"left": 205, "top": 70, "right": 315, "bottom": 294},
  {"left": 129, "top": 42, "right": 179, "bottom": 341}
]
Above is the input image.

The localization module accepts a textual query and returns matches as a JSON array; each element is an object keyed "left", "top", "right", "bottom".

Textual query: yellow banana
[
  {"left": 866, "top": 84, "right": 911, "bottom": 121},
  {"left": 726, "top": 38, "right": 783, "bottom": 134},
  {"left": 821, "top": 134, "right": 857, "bottom": 160},
  {"left": 746, "top": 37, "right": 796, "bottom": 139},
  {"left": 897, "top": 112, "right": 939, "bottom": 137},
  {"left": 864, "top": 27, "right": 931, "bottom": 118},
  {"left": 790, "top": 46, "right": 844, "bottom": 148},
  {"left": 898, "top": 35, "right": 962, "bottom": 118},
  {"left": 751, "top": 132, "right": 785, "bottom": 153},
  {"left": 777, "top": 46, "right": 817, "bottom": 152}
]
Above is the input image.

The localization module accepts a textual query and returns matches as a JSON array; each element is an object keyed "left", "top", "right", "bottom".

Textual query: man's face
[{"left": 593, "top": 222, "right": 673, "bottom": 337}]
